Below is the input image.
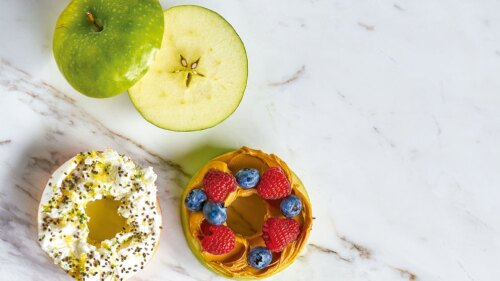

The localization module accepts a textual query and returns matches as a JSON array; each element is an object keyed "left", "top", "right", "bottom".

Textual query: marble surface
[{"left": 1, "top": 0, "right": 499, "bottom": 280}]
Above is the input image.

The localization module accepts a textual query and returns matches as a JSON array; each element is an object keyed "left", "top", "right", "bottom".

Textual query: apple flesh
[
  {"left": 53, "top": 0, "right": 164, "bottom": 98},
  {"left": 129, "top": 5, "right": 248, "bottom": 131}
]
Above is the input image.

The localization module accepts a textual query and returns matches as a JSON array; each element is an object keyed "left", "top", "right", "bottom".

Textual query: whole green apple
[{"left": 53, "top": 0, "right": 164, "bottom": 98}]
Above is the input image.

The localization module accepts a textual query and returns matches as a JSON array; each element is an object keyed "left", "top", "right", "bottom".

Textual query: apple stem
[{"left": 86, "top": 11, "right": 103, "bottom": 32}]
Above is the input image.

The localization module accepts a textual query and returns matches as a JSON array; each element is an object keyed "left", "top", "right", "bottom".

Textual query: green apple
[
  {"left": 129, "top": 5, "right": 248, "bottom": 131},
  {"left": 53, "top": 0, "right": 164, "bottom": 98}
]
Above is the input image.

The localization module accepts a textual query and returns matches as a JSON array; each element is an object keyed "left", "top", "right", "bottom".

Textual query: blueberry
[
  {"left": 203, "top": 201, "right": 227, "bottom": 225},
  {"left": 248, "top": 246, "right": 272, "bottom": 269},
  {"left": 280, "top": 195, "right": 302, "bottom": 218},
  {"left": 184, "top": 189, "right": 207, "bottom": 211},
  {"left": 235, "top": 168, "right": 260, "bottom": 189}
]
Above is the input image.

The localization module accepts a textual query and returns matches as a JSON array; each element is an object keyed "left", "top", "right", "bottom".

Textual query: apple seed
[
  {"left": 180, "top": 55, "right": 188, "bottom": 67},
  {"left": 191, "top": 58, "right": 199, "bottom": 69}
]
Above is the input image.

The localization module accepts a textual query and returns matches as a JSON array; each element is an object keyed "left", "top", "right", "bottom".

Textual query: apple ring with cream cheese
[{"left": 37, "top": 149, "right": 162, "bottom": 281}]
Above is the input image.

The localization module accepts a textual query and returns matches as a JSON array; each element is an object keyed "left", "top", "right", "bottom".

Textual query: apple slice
[{"left": 129, "top": 5, "right": 248, "bottom": 131}]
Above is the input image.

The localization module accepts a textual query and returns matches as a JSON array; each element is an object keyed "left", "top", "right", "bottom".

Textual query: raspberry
[
  {"left": 262, "top": 218, "right": 300, "bottom": 252},
  {"left": 203, "top": 170, "right": 237, "bottom": 202},
  {"left": 200, "top": 220, "right": 212, "bottom": 236},
  {"left": 257, "top": 167, "right": 291, "bottom": 200},
  {"left": 201, "top": 224, "right": 235, "bottom": 255}
]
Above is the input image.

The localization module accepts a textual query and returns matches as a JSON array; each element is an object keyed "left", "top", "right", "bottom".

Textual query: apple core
[
  {"left": 226, "top": 194, "right": 267, "bottom": 237},
  {"left": 173, "top": 55, "right": 205, "bottom": 87},
  {"left": 85, "top": 197, "right": 128, "bottom": 246}
]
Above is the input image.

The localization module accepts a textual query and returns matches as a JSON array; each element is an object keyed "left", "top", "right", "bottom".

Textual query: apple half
[{"left": 129, "top": 6, "right": 248, "bottom": 131}]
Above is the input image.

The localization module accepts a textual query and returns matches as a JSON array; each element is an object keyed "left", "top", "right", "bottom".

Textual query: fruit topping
[
  {"left": 200, "top": 219, "right": 213, "bottom": 236},
  {"left": 248, "top": 246, "right": 273, "bottom": 269},
  {"left": 203, "top": 201, "right": 227, "bottom": 225},
  {"left": 185, "top": 188, "right": 207, "bottom": 211},
  {"left": 280, "top": 195, "right": 302, "bottom": 218},
  {"left": 235, "top": 168, "right": 260, "bottom": 189},
  {"left": 201, "top": 224, "right": 235, "bottom": 255},
  {"left": 262, "top": 218, "right": 300, "bottom": 252},
  {"left": 203, "top": 170, "right": 237, "bottom": 202},
  {"left": 257, "top": 167, "right": 292, "bottom": 200}
]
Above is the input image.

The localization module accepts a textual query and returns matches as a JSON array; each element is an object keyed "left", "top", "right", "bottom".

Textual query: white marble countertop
[{"left": 1, "top": 0, "right": 499, "bottom": 280}]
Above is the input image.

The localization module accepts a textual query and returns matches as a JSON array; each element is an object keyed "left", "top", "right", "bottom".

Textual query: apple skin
[{"left": 53, "top": 0, "right": 164, "bottom": 98}]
